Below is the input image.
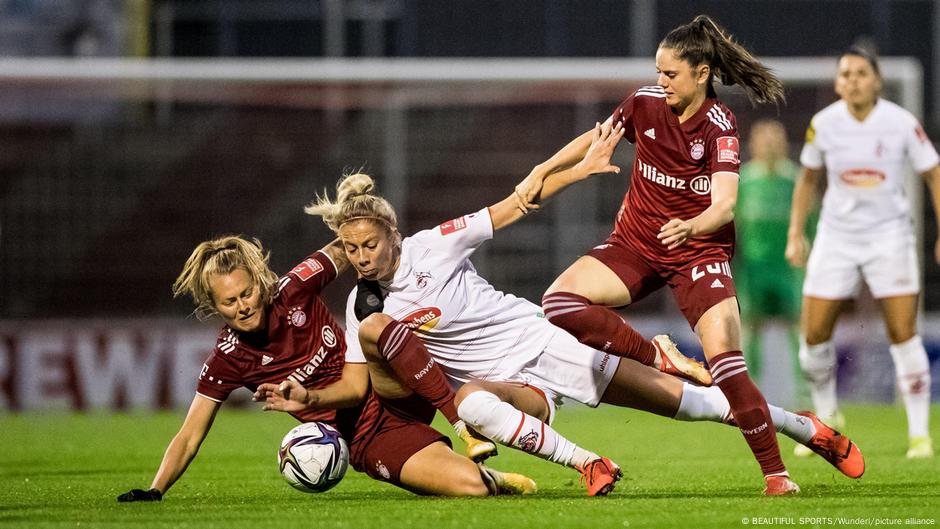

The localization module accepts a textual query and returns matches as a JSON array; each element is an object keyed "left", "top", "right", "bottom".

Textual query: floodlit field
[{"left": 2, "top": 403, "right": 937, "bottom": 529}]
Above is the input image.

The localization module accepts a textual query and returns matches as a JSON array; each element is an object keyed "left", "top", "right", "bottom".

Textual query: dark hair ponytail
[{"left": 660, "top": 14, "right": 784, "bottom": 106}]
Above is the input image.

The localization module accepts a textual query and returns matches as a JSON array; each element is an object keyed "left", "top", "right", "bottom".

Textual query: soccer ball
[{"left": 277, "top": 422, "right": 349, "bottom": 493}]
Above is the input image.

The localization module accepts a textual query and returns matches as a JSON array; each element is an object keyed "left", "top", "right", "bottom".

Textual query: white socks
[
  {"left": 799, "top": 339, "right": 839, "bottom": 421},
  {"left": 674, "top": 383, "right": 732, "bottom": 423},
  {"left": 767, "top": 404, "right": 816, "bottom": 444},
  {"left": 675, "top": 383, "right": 816, "bottom": 444},
  {"left": 457, "top": 390, "right": 597, "bottom": 468},
  {"left": 890, "top": 335, "right": 931, "bottom": 439}
]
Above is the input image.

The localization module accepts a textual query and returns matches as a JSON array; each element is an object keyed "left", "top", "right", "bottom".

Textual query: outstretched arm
[
  {"left": 489, "top": 121, "right": 624, "bottom": 231},
  {"left": 514, "top": 117, "right": 615, "bottom": 210},
  {"left": 922, "top": 164, "right": 940, "bottom": 264},
  {"left": 785, "top": 166, "right": 823, "bottom": 268},
  {"left": 118, "top": 395, "right": 221, "bottom": 501},
  {"left": 253, "top": 363, "right": 369, "bottom": 413}
]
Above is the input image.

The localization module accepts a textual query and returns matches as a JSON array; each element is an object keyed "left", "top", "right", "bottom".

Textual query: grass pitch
[{"left": 1, "top": 403, "right": 938, "bottom": 529}]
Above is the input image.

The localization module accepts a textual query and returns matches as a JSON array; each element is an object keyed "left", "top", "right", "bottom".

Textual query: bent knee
[
  {"left": 454, "top": 382, "right": 485, "bottom": 408},
  {"left": 359, "top": 312, "right": 394, "bottom": 344}
]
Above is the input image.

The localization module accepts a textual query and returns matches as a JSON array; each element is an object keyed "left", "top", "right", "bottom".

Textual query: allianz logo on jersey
[
  {"left": 285, "top": 325, "right": 340, "bottom": 384},
  {"left": 401, "top": 307, "right": 442, "bottom": 332},
  {"left": 638, "top": 160, "right": 710, "bottom": 195}
]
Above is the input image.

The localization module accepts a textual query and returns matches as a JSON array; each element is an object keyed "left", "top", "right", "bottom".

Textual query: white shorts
[
  {"left": 803, "top": 226, "right": 920, "bottom": 300},
  {"left": 504, "top": 329, "right": 621, "bottom": 424}
]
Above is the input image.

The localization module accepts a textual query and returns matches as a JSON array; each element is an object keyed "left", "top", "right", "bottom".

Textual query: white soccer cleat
[
  {"left": 907, "top": 436, "right": 934, "bottom": 459},
  {"left": 793, "top": 443, "right": 813, "bottom": 457},
  {"left": 652, "top": 335, "right": 713, "bottom": 386}
]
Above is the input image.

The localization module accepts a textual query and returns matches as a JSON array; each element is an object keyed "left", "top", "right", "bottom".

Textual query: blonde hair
[
  {"left": 304, "top": 172, "right": 398, "bottom": 233},
  {"left": 172, "top": 235, "right": 279, "bottom": 318}
]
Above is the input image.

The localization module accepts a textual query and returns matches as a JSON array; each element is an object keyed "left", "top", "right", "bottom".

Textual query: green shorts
[{"left": 735, "top": 263, "right": 802, "bottom": 320}]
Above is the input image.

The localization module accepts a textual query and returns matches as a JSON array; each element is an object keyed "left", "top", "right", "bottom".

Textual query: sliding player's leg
[
  {"left": 353, "top": 395, "right": 535, "bottom": 496},
  {"left": 455, "top": 380, "right": 620, "bottom": 496}
]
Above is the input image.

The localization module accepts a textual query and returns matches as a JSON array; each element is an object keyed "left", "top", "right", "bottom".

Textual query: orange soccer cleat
[
  {"left": 652, "top": 335, "right": 713, "bottom": 386},
  {"left": 797, "top": 411, "right": 865, "bottom": 478},
  {"left": 763, "top": 475, "right": 801, "bottom": 496},
  {"left": 577, "top": 457, "right": 622, "bottom": 497}
]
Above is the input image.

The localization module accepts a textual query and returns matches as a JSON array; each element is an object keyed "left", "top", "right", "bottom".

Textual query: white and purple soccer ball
[{"left": 277, "top": 422, "right": 349, "bottom": 493}]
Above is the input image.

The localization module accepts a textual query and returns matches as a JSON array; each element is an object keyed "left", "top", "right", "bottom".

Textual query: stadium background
[{"left": 1, "top": 0, "right": 939, "bottom": 414}]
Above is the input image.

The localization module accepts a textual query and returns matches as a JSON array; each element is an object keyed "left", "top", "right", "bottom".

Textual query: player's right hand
[
  {"left": 514, "top": 169, "right": 546, "bottom": 213},
  {"left": 117, "top": 488, "right": 162, "bottom": 502},
  {"left": 784, "top": 234, "right": 809, "bottom": 268},
  {"left": 255, "top": 379, "right": 317, "bottom": 413}
]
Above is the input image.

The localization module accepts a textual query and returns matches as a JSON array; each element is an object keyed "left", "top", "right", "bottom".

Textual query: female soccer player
[
  {"left": 512, "top": 15, "right": 799, "bottom": 494},
  {"left": 117, "top": 236, "right": 534, "bottom": 502},
  {"left": 785, "top": 47, "right": 940, "bottom": 459},
  {"left": 262, "top": 121, "right": 864, "bottom": 498},
  {"left": 735, "top": 120, "right": 806, "bottom": 390}
]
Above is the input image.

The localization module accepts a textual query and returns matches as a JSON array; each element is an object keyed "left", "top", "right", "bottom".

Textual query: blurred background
[{"left": 1, "top": 0, "right": 938, "bottom": 411}]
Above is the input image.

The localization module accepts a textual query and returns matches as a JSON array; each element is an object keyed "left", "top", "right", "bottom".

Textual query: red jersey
[
  {"left": 196, "top": 250, "right": 376, "bottom": 442},
  {"left": 611, "top": 86, "right": 740, "bottom": 272}
]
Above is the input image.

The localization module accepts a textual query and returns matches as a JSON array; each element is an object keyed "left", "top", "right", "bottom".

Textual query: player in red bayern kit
[
  {"left": 117, "top": 236, "right": 533, "bottom": 502},
  {"left": 521, "top": 15, "right": 828, "bottom": 495}
]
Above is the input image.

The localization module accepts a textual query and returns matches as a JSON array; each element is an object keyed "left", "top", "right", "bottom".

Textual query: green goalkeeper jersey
[{"left": 736, "top": 159, "right": 800, "bottom": 266}]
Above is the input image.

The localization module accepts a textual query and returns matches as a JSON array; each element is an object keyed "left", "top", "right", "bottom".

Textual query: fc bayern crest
[
  {"left": 690, "top": 139, "right": 705, "bottom": 160},
  {"left": 288, "top": 307, "right": 307, "bottom": 327}
]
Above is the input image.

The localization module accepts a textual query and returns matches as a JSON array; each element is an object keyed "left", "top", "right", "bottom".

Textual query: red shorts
[
  {"left": 586, "top": 236, "right": 737, "bottom": 328},
  {"left": 348, "top": 393, "right": 450, "bottom": 487}
]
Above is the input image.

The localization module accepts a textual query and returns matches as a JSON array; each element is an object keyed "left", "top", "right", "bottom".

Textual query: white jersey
[
  {"left": 344, "top": 208, "right": 556, "bottom": 386},
  {"left": 800, "top": 98, "right": 939, "bottom": 235}
]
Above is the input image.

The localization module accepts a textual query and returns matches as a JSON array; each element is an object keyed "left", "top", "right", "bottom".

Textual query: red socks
[
  {"left": 711, "top": 351, "right": 787, "bottom": 477},
  {"left": 377, "top": 320, "right": 459, "bottom": 424},
  {"left": 542, "top": 291, "right": 655, "bottom": 365}
]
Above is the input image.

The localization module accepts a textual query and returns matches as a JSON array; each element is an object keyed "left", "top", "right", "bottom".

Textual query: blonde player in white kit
[
  {"left": 787, "top": 47, "right": 940, "bottom": 459},
  {"left": 297, "top": 122, "right": 865, "bottom": 496}
]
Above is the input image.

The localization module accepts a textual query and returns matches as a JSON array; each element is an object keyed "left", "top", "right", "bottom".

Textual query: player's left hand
[
  {"left": 254, "top": 379, "right": 318, "bottom": 413},
  {"left": 658, "top": 218, "right": 694, "bottom": 250},
  {"left": 573, "top": 121, "right": 624, "bottom": 178}
]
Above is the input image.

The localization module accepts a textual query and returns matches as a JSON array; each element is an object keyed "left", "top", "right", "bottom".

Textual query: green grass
[{"left": 1, "top": 403, "right": 938, "bottom": 528}]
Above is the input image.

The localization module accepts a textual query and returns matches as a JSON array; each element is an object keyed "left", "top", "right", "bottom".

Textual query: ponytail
[{"left": 661, "top": 14, "right": 784, "bottom": 106}]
